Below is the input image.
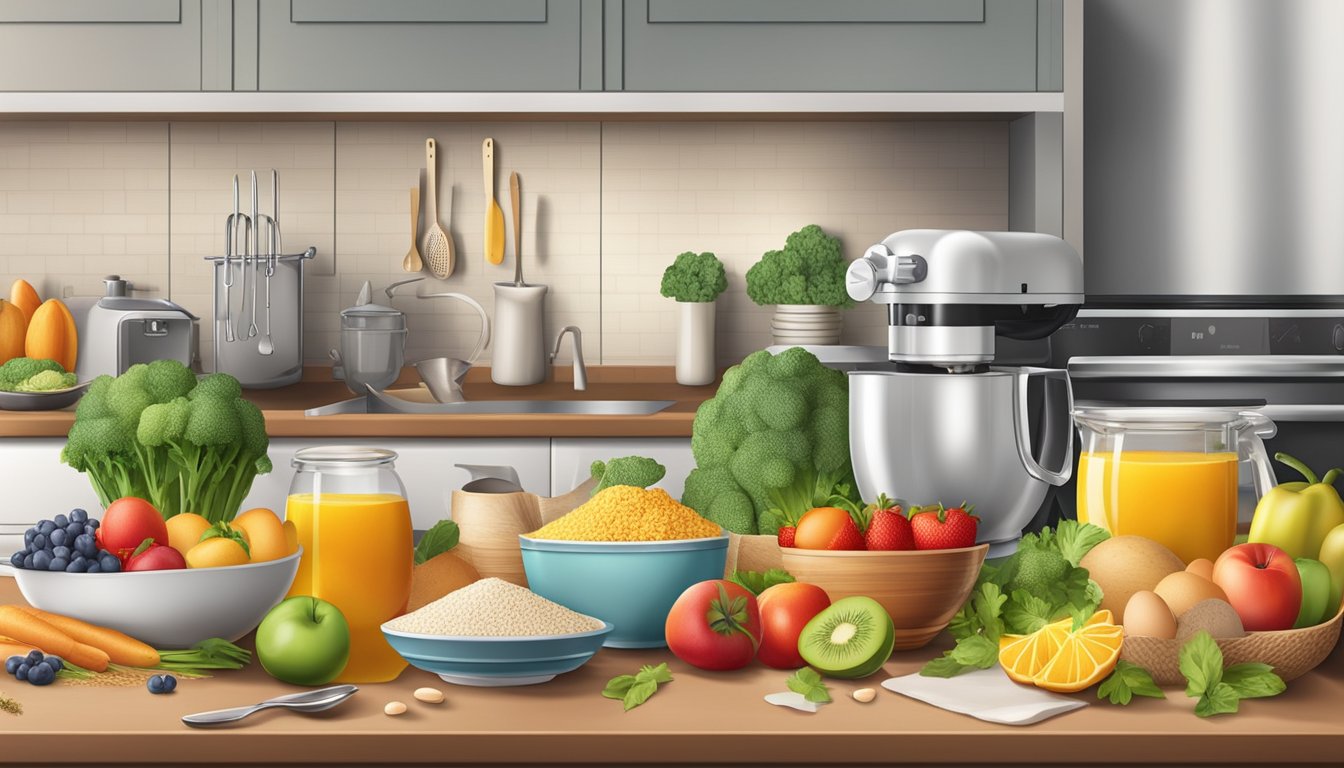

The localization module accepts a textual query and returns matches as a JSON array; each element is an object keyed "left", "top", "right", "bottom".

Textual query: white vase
[
  {"left": 676, "top": 300, "right": 716, "bottom": 386},
  {"left": 771, "top": 304, "right": 841, "bottom": 347}
]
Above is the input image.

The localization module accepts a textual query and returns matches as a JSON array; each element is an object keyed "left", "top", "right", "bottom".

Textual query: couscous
[{"left": 527, "top": 485, "right": 721, "bottom": 542}]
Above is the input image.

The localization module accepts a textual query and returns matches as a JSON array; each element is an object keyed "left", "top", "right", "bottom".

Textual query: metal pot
[
  {"left": 848, "top": 367, "right": 1074, "bottom": 556},
  {"left": 335, "top": 302, "right": 406, "bottom": 396}
]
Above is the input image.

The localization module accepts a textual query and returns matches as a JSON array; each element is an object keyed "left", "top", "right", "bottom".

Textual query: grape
[
  {"left": 31, "top": 550, "right": 51, "bottom": 570},
  {"left": 31, "top": 533, "right": 46, "bottom": 551},
  {"left": 74, "top": 534, "right": 97, "bottom": 558},
  {"left": 70, "top": 509, "right": 87, "bottom": 524},
  {"left": 52, "top": 546, "right": 70, "bottom": 561},
  {"left": 48, "top": 557, "right": 67, "bottom": 572},
  {"left": 49, "top": 529, "right": 67, "bottom": 548},
  {"left": 4, "top": 657, "right": 20, "bottom": 675},
  {"left": 27, "top": 663, "right": 54, "bottom": 686},
  {"left": 9, "top": 552, "right": 23, "bottom": 569},
  {"left": 37, "top": 521, "right": 55, "bottom": 536},
  {"left": 53, "top": 514, "right": 68, "bottom": 529}
]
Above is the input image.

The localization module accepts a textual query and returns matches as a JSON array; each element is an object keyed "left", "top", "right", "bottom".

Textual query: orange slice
[{"left": 998, "top": 610, "right": 1123, "bottom": 693}]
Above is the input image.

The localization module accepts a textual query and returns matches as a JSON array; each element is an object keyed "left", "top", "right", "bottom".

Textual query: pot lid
[{"left": 341, "top": 301, "right": 401, "bottom": 317}]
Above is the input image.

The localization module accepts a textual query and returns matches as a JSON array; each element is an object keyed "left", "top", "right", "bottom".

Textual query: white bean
[
  {"left": 853, "top": 688, "right": 877, "bottom": 703},
  {"left": 384, "top": 701, "right": 408, "bottom": 716},
  {"left": 414, "top": 687, "right": 445, "bottom": 704}
]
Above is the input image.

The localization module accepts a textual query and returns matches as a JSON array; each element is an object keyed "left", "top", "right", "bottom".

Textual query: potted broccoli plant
[
  {"left": 660, "top": 250, "right": 728, "bottom": 385},
  {"left": 745, "top": 224, "right": 854, "bottom": 346}
]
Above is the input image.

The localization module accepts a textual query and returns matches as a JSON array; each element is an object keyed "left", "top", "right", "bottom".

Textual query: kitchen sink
[{"left": 306, "top": 393, "right": 676, "bottom": 417}]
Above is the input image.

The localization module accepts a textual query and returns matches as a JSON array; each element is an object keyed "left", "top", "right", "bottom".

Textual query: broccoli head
[
  {"left": 744, "top": 224, "right": 854, "bottom": 308},
  {"left": 13, "top": 369, "right": 76, "bottom": 392},
  {"left": 590, "top": 456, "right": 667, "bottom": 496},
  {"left": 0, "top": 358, "right": 64, "bottom": 391},
  {"left": 680, "top": 347, "right": 857, "bottom": 535},
  {"left": 659, "top": 251, "right": 728, "bottom": 303}
]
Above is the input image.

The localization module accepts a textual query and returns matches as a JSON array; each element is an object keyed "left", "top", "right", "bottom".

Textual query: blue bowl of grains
[{"left": 381, "top": 577, "right": 613, "bottom": 687}]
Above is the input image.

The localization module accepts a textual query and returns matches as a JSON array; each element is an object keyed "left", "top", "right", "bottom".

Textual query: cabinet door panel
[
  {"left": 258, "top": 0, "right": 584, "bottom": 91},
  {"left": 618, "top": 0, "right": 1042, "bottom": 92},
  {"left": 0, "top": 0, "right": 202, "bottom": 91}
]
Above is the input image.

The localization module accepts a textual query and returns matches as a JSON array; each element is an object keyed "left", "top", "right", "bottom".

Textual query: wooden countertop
[
  {"left": 0, "top": 367, "right": 716, "bottom": 439},
  {"left": 2, "top": 578, "right": 1343, "bottom": 766}
]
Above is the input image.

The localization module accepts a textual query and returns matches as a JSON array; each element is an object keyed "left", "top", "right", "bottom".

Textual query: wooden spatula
[
  {"left": 482, "top": 138, "right": 505, "bottom": 265},
  {"left": 402, "top": 186, "right": 423, "bottom": 273},
  {"left": 423, "top": 138, "right": 455, "bottom": 278}
]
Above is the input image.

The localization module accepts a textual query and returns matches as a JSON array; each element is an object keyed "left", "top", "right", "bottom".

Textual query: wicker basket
[{"left": 1121, "top": 605, "right": 1344, "bottom": 686}]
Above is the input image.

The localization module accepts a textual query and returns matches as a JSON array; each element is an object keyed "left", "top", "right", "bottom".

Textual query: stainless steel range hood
[{"left": 1085, "top": 0, "right": 1344, "bottom": 305}]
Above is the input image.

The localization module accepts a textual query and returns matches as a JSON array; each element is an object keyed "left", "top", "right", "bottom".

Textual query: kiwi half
[{"left": 798, "top": 596, "right": 895, "bottom": 679}]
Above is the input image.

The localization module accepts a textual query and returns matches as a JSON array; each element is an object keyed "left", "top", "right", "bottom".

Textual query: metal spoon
[{"left": 181, "top": 685, "right": 358, "bottom": 727}]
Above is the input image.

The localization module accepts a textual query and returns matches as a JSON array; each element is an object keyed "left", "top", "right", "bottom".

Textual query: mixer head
[{"left": 846, "top": 230, "right": 1083, "bottom": 371}]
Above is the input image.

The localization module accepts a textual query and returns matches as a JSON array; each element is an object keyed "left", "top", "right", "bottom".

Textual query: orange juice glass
[
  {"left": 1072, "top": 407, "right": 1277, "bottom": 564},
  {"left": 286, "top": 447, "right": 412, "bottom": 683}
]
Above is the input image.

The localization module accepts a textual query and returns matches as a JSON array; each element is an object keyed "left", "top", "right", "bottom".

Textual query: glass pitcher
[
  {"left": 286, "top": 446, "right": 413, "bottom": 683},
  {"left": 1072, "top": 407, "right": 1277, "bottom": 564}
]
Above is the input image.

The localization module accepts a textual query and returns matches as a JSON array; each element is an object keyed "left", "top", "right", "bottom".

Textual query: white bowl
[{"left": 3, "top": 549, "right": 301, "bottom": 649}]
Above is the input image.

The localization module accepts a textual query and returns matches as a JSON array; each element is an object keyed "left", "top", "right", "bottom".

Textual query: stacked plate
[{"left": 771, "top": 305, "right": 841, "bottom": 346}]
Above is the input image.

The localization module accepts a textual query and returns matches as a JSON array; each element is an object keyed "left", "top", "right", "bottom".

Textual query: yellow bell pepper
[{"left": 1248, "top": 453, "right": 1344, "bottom": 560}]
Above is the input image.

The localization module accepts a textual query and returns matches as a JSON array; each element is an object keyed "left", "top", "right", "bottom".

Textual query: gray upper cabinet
[
  {"left": 608, "top": 0, "right": 1061, "bottom": 92},
  {"left": 253, "top": 0, "right": 596, "bottom": 91},
  {"left": 0, "top": 0, "right": 215, "bottom": 91}
]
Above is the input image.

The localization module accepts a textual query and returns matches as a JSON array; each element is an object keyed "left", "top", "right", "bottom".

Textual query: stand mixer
[{"left": 845, "top": 230, "right": 1083, "bottom": 556}]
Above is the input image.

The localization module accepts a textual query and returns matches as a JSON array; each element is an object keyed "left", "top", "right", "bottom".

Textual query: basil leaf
[
  {"left": 414, "top": 520, "right": 461, "bottom": 565},
  {"left": 785, "top": 668, "right": 830, "bottom": 703},
  {"left": 1179, "top": 631, "right": 1224, "bottom": 698},
  {"left": 920, "top": 653, "right": 972, "bottom": 678},
  {"left": 970, "top": 583, "right": 1007, "bottom": 642},
  {"left": 1004, "top": 590, "right": 1056, "bottom": 635},
  {"left": 949, "top": 634, "right": 999, "bottom": 669},
  {"left": 1222, "top": 663, "right": 1286, "bottom": 699},
  {"left": 623, "top": 680, "right": 659, "bottom": 711},
  {"left": 728, "top": 569, "right": 795, "bottom": 596},
  {"left": 1098, "top": 661, "right": 1165, "bottom": 706},
  {"left": 602, "top": 674, "right": 638, "bottom": 699},
  {"left": 1195, "top": 682, "right": 1241, "bottom": 718},
  {"left": 637, "top": 663, "right": 673, "bottom": 685}
]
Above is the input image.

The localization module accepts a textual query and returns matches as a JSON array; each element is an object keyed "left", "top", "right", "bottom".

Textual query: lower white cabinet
[{"left": 550, "top": 438, "right": 694, "bottom": 501}]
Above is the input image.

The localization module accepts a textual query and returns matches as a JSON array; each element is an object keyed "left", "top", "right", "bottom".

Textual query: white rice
[{"left": 385, "top": 577, "right": 603, "bottom": 637}]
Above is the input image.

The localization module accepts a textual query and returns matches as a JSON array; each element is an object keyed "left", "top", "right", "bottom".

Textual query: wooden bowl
[{"left": 779, "top": 544, "right": 989, "bottom": 650}]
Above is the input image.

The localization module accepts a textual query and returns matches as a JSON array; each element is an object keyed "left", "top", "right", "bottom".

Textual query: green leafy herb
[
  {"left": 603, "top": 663, "right": 673, "bottom": 711},
  {"left": 785, "top": 667, "right": 831, "bottom": 704},
  {"left": 154, "top": 638, "right": 251, "bottom": 673},
  {"left": 1097, "top": 661, "right": 1166, "bottom": 706},
  {"left": 414, "top": 520, "right": 461, "bottom": 565},
  {"left": 1004, "top": 590, "right": 1056, "bottom": 635},
  {"left": 1053, "top": 519, "right": 1111, "bottom": 566},
  {"left": 949, "top": 634, "right": 999, "bottom": 669},
  {"left": 728, "top": 568, "right": 795, "bottom": 596},
  {"left": 920, "top": 655, "right": 974, "bottom": 679},
  {"left": 1179, "top": 632, "right": 1285, "bottom": 717}
]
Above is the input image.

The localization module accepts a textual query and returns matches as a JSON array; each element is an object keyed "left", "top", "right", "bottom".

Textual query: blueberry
[
  {"left": 86, "top": 520, "right": 99, "bottom": 531},
  {"left": 161, "top": 674, "right": 177, "bottom": 693},
  {"left": 65, "top": 523, "right": 82, "bottom": 538},
  {"left": 65, "top": 558, "right": 85, "bottom": 573},
  {"left": 26, "top": 663, "right": 54, "bottom": 686},
  {"left": 22, "top": 529, "right": 35, "bottom": 546},
  {"left": 74, "top": 534, "right": 96, "bottom": 558},
  {"left": 48, "top": 557, "right": 67, "bottom": 572},
  {"left": 99, "top": 555, "right": 121, "bottom": 573},
  {"left": 49, "top": 529, "right": 66, "bottom": 548},
  {"left": 31, "top": 533, "right": 46, "bottom": 551},
  {"left": 22, "top": 554, "right": 33, "bottom": 570},
  {"left": 53, "top": 514, "right": 68, "bottom": 529},
  {"left": 85, "top": 562, "right": 101, "bottom": 574},
  {"left": 24, "top": 651, "right": 43, "bottom": 666},
  {"left": 44, "top": 657, "right": 62, "bottom": 672},
  {"left": 9, "top": 552, "right": 23, "bottom": 569},
  {"left": 37, "top": 521, "right": 56, "bottom": 536},
  {"left": 69, "top": 509, "right": 87, "bottom": 524},
  {"left": 52, "top": 546, "right": 70, "bottom": 561},
  {"left": 4, "top": 657, "right": 20, "bottom": 675},
  {"left": 15, "top": 663, "right": 29, "bottom": 681},
  {"left": 146, "top": 675, "right": 165, "bottom": 694},
  {"left": 31, "top": 550, "right": 51, "bottom": 570}
]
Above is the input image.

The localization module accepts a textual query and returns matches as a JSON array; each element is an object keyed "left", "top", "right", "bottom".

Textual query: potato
[{"left": 1080, "top": 535, "right": 1185, "bottom": 622}]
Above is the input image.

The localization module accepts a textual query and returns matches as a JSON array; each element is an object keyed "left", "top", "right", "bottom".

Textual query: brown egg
[
  {"left": 1154, "top": 571, "right": 1229, "bottom": 618},
  {"left": 1186, "top": 558, "right": 1216, "bottom": 581},
  {"left": 1122, "top": 590, "right": 1178, "bottom": 639}
]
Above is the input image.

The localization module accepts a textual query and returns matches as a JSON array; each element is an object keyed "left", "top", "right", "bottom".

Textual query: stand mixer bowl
[{"left": 848, "top": 367, "right": 1074, "bottom": 557}]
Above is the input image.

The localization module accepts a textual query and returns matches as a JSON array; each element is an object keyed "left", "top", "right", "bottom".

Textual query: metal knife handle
[{"left": 182, "top": 703, "right": 265, "bottom": 727}]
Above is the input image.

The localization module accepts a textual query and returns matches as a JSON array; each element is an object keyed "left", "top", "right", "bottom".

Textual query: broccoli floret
[
  {"left": 0, "top": 358, "right": 63, "bottom": 391},
  {"left": 660, "top": 251, "right": 728, "bottom": 303},
  {"left": 680, "top": 347, "right": 858, "bottom": 535},
  {"left": 745, "top": 224, "right": 854, "bottom": 307},
  {"left": 590, "top": 456, "right": 667, "bottom": 496},
  {"left": 1010, "top": 539, "right": 1072, "bottom": 597},
  {"left": 63, "top": 366, "right": 270, "bottom": 523},
  {"left": 13, "top": 369, "right": 76, "bottom": 392}
]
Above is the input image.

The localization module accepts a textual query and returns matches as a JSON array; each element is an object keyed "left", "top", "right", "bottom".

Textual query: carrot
[
  {"left": 0, "top": 642, "right": 39, "bottom": 660},
  {"left": 16, "top": 607, "right": 158, "bottom": 668},
  {"left": 0, "top": 606, "right": 108, "bottom": 672}
]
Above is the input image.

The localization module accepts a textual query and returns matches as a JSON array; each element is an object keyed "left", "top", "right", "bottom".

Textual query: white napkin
[{"left": 881, "top": 667, "right": 1086, "bottom": 726}]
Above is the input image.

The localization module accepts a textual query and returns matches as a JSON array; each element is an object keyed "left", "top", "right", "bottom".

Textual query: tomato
[
  {"left": 100, "top": 497, "right": 169, "bottom": 562},
  {"left": 1211, "top": 542, "right": 1303, "bottom": 631},
  {"left": 793, "top": 507, "right": 854, "bottom": 550},
  {"left": 665, "top": 579, "right": 761, "bottom": 671},
  {"left": 756, "top": 582, "right": 831, "bottom": 669}
]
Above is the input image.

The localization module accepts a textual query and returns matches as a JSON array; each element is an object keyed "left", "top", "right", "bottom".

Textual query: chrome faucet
[{"left": 551, "top": 326, "right": 587, "bottom": 391}]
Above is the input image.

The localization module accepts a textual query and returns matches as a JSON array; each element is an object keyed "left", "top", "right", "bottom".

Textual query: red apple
[
  {"left": 1212, "top": 542, "right": 1302, "bottom": 631},
  {"left": 124, "top": 542, "right": 186, "bottom": 572},
  {"left": 756, "top": 582, "right": 832, "bottom": 669}
]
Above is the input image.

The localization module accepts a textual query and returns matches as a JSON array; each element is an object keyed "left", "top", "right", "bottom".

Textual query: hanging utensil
[
  {"left": 222, "top": 174, "right": 239, "bottom": 343},
  {"left": 509, "top": 171, "right": 523, "bottom": 286},
  {"left": 402, "top": 186, "right": 423, "bottom": 273},
  {"left": 422, "top": 138, "right": 455, "bottom": 279},
  {"left": 259, "top": 170, "right": 279, "bottom": 356},
  {"left": 483, "top": 138, "right": 505, "bottom": 266},
  {"left": 245, "top": 171, "right": 260, "bottom": 340}
]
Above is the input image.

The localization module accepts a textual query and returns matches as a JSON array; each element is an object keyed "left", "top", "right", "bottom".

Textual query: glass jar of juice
[
  {"left": 286, "top": 446, "right": 413, "bottom": 683},
  {"left": 1072, "top": 407, "right": 1278, "bottom": 564}
]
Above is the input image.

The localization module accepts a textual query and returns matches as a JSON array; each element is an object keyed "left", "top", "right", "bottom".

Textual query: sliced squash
[
  {"left": 25, "top": 298, "right": 77, "bottom": 372},
  {"left": 8, "top": 280, "right": 40, "bottom": 323},
  {"left": 0, "top": 299, "right": 25, "bottom": 365}
]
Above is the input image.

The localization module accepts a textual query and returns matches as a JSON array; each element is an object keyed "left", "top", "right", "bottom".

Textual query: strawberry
[
  {"left": 825, "top": 515, "right": 866, "bottom": 550},
  {"left": 777, "top": 526, "right": 797, "bottom": 548},
  {"left": 864, "top": 496, "right": 914, "bottom": 551},
  {"left": 909, "top": 503, "right": 978, "bottom": 550},
  {"left": 769, "top": 507, "right": 805, "bottom": 549}
]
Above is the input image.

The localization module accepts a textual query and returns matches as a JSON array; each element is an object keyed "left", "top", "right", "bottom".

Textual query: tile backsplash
[{"left": 0, "top": 119, "right": 1008, "bottom": 371}]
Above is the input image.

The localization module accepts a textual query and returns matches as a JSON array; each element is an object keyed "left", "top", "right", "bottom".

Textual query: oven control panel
[{"left": 1051, "top": 315, "right": 1344, "bottom": 361}]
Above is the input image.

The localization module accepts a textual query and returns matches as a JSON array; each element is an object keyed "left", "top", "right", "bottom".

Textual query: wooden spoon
[
  {"left": 423, "top": 138, "right": 455, "bottom": 278},
  {"left": 402, "top": 186, "right": 423, "bottom": 273}
]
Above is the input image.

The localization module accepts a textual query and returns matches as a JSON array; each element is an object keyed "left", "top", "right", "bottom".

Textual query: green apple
[
  {"left": 1294, "top": 557, "right": 1333, "bottom": 628},
  {"left": 256, "top": 596, "right": 351, "bottom": 686}
]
